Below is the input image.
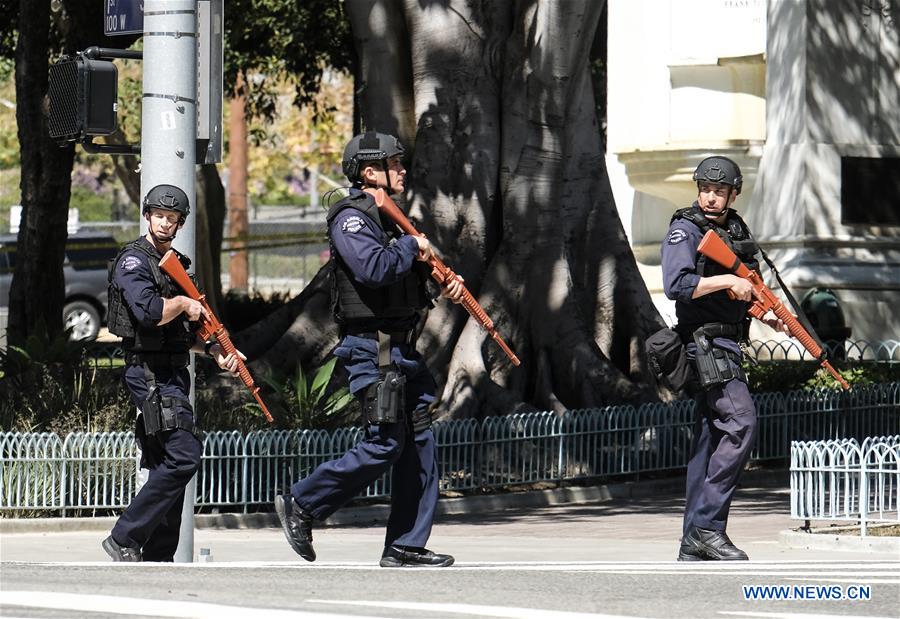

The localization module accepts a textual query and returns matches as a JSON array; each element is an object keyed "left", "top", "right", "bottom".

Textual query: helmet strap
[{"left": 382, "top": 157, "right": 396, "bottom": 195}]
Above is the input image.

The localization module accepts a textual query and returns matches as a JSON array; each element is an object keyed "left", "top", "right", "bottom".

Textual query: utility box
[
  {"left": 48, "top": 53, "right": 118, "bottom": 142},
  {"left": 801, "top": 288, "right": 852, "bottom": 360}
]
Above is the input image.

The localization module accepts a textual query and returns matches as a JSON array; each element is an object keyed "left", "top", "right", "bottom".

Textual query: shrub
[
  {"left": 0, "top": 321, "right": 131, "bottom": 433},
  {"left": 744, "top": 360, "right": 899, "bottom": 393}
]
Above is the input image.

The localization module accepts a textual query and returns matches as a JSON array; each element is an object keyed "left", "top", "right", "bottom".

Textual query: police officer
[
  {"left": 661, "top": 157, "right": 788, "bottom": 561},
  {"left": 274, "top": 131, "right": 463, "bottom": 567},
  {"left": 101, "top": 184, "right": 244, "bottom": 562}
]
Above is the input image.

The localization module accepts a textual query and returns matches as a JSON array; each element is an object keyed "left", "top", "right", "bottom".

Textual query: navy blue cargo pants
[
  {"left": 682, "top": 342, "right": 758, "bottom": 536},
  {"left": 111, "top": 365, "right": 201, "bottom": 561},
  {"left": 291, "top": 335, "right": 439, "bottom": 549}
]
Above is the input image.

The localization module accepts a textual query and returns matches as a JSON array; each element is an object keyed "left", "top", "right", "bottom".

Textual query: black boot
[
  {"left": 274, "top": 494, "right": 316, "bottom": 562},
  {"left": 380, "top": 545, "right": 454, "bottom": 568},
  {"left": 101, "top": 535, "right": 142, "bottom": 562},
  {"left": 677, "top": 526, "right": 748, "bottom": 561}
]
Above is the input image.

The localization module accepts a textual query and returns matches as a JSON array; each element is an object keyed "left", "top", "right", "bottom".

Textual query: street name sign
[{"left": 104, "top": 0, "right": 144, "bottom": 36}]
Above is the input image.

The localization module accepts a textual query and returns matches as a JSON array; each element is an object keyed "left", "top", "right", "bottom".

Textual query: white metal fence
[
  {"left": 790, "top": 435, "right": 900, "bottom": 535},
  {"left": 2, "top": 382, "right": 898, "bottom": 515}
]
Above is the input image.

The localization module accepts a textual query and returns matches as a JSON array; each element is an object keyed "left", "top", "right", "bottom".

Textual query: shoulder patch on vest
[
  {"left": 667, "top": 229, "right": 689, "bottom": 245},
  {"left": 121, "top": 255, "right": 142, "bottom": 271},
  {"left": 341, "top": 215, "right": 366, "bottom": 234}
]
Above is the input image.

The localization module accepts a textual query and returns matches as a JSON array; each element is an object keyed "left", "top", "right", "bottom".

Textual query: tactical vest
[
  {"left": 670, "top": 205, "right": 760, "bottom": 277},
  {"left": 106, "top": 237, "right": 195, "bottom": 353},
  {"left": 326, "top": 192, "right": 428, "bottom": 325}
]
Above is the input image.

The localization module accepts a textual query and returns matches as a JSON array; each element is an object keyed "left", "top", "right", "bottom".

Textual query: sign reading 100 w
[{"left": 104, "top": 0, "right": 144, "bottom": 36}]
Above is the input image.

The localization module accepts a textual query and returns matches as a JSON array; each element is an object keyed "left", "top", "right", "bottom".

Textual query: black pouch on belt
[{"left": 645, "top": 327, "right": 693, "bottom": 392}]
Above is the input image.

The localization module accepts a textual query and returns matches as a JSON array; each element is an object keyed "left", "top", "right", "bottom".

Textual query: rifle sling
[{"left": 750, "top": 235, "right": 829, "bottom": 360}]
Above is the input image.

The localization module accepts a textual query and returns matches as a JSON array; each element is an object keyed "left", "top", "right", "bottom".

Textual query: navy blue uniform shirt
[
  {"left": 114, "top": 242, "right": 165, "bottom": 327},
  {"left": 661, "top": 206, "right": 750, "bottom": 336},
  {"left": 329, "top": 190, "right": 420, "bottom": 288}
]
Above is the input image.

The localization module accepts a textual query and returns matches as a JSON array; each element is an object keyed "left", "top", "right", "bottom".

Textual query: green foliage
[
  {"left": 293, "top": 358, "right": 355, "bottom": 427},
  {"left": 0, "top": 0, "right": 18, "bottom": 61},
  {"left": 69, "top": 185, "right": 112, "bottom": 221},
  {"left": 0, "top": 73, "right": 16, "bottom": 169},
  {"left": 262, "top": 358, "right": 356, "bottom": 430},
  {"left": 0, "top": 166, "right": 18, "bottom": 231},
  {"left": 0, "top": 320, "right": 131, "bottom": 433},
  {"left": 744, "top": 360, "right": 899, "bottom": 393},
  {"left": 224, "top": 0, "right": 353, "bottom": 121}
]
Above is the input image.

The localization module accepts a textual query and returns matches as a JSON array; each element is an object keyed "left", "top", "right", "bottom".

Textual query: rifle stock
[
  {"left": 159, "top": 251, "right": 275, "bottom": 422},
  {"left": 367, "top": 188, "right": 521, "bottom": 366},
  {"left": 696, "top": 230, "right": 849, "bottom": 390}
]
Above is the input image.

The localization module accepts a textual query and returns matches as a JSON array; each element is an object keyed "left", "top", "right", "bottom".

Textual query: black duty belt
[
  {"left": 697, "top": 322, "right": 742, "bottom": 341},
  {"left": 343, "top": 330, "right": 415, "bottom": 345},
  {"left": 125, "top": 351, "right": 191, "bottom": 368},
  {"left": 677, "top": 322, "right": 743, "bottom": 343}
]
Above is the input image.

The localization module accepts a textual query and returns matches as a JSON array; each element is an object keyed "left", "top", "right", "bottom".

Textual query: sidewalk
[{"left": 1, "top": 471, "right": 895, "bottom": 564}]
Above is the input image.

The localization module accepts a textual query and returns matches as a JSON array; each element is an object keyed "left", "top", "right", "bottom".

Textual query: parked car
[{"left": 0, "top": 232, "right": 120, "bottom": 341}]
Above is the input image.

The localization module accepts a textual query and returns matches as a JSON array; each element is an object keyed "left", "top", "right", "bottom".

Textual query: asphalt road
[
  {"left": 2, "top": 560, "right": 898, "bottom": 619},
  {"left": 2, "top": 483, "right": 898, "bottom": 619}
]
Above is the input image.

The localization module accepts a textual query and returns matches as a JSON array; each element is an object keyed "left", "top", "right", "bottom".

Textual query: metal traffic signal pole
[{"left": 140, "top": 0, "right": 198, "bottom": 563}]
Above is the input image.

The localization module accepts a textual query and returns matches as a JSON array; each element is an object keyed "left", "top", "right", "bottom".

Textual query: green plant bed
[
  {"left": 194, "top": 355, "right": 358, "bottom": 432},
  {"left": 745, "top": 360, "right": 899, "bottom": 393},
  {"left": 0, "top": 323, "right": 132, "bottom": 434}
]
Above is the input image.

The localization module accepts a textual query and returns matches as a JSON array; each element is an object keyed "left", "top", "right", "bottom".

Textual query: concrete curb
[
  {"left": 0, "top": 516, "right": 119, "bottom": 534},
  {"left": 0, "top": 468, "right": 788, "bottom": 534},
  {"left": 0, "top": 483, "right": 658, "bottom": 534},
  {"left": 779, "top": 528, "right": 900, "bottom": 554}
]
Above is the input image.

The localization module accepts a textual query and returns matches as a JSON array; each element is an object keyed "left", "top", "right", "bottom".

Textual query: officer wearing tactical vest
[
  {"left": 662, "top": 157, "right": 788, "bottom": 561},
  {"left": 102, "top": 184, "right": 244, "bottom": 562},
  {"left": 274, "top": 131, "right": 463, "bottom": 567}
]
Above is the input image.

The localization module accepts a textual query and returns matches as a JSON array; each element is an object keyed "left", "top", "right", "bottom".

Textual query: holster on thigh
[
  {"left": 692, "top": 329, "right": 746, "bottom": 390},
  {"left": 138, "top": 363, "right": 200, "bottom": 439},
  {"left": 360, "top": 331, "right": 406, "bottom": 426},
  {"left": 361, "top": 369, "right": 406, "bottom": 425}
]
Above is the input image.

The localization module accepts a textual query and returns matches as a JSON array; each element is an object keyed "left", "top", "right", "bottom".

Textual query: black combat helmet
[
  {"left": 693, "top": 156, "right": 743, "bottom": 195},
  {"left": 341, "top": 131, "right": 405, "bottom": 184},
  {"left": 142, "top": 184, "right": 190, "bottom": 222}
]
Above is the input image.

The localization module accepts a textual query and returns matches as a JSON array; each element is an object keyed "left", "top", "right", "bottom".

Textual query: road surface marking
[
  {"left": 0, "top": 591, "right": 393, "bottom": 619},
  {"left": 310, "top": 599, "right": 645, "bottom": 619},
  {"left": 721, "top": 612, "right": 898, "bottom": 619}
]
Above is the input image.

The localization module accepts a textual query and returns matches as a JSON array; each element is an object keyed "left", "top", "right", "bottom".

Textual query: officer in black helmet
[
  {"left": 661, "top": 157, "right": 788, "bottom": 561},
  {"left": 101, "top": 184, "right": 244, "bottom": 562},
  {"left": 274, "top": 131, "right": 463, "bottom": 567}
]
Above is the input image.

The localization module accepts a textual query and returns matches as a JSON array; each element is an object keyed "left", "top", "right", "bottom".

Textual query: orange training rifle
[
  {"left": 367, "top": 188, "right": 521, "bottom": 366},
  {"left": 159, "top": 250, "right": 275, "bottom": 422},
  {"left": 697, "top": 230, "right": 849, "bottom": 390}
]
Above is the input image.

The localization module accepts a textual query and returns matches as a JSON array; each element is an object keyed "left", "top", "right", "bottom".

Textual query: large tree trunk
[
  {"left": 240, "top": 0, "right": 665, "bottom": 416},
  {"left": 227, "top": 73, "right": 250, "bottom": 291},
  {"left": 195, "top": 163, "right": 226, "bottom": 316},
  {"left": 8, "top": 0, "right": 75, "bottom": 346}
]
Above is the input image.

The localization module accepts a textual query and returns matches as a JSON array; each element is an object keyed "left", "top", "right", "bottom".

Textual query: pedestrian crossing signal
[{"left": 48, "top": 52, "right": 118, "bottom": 143}]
